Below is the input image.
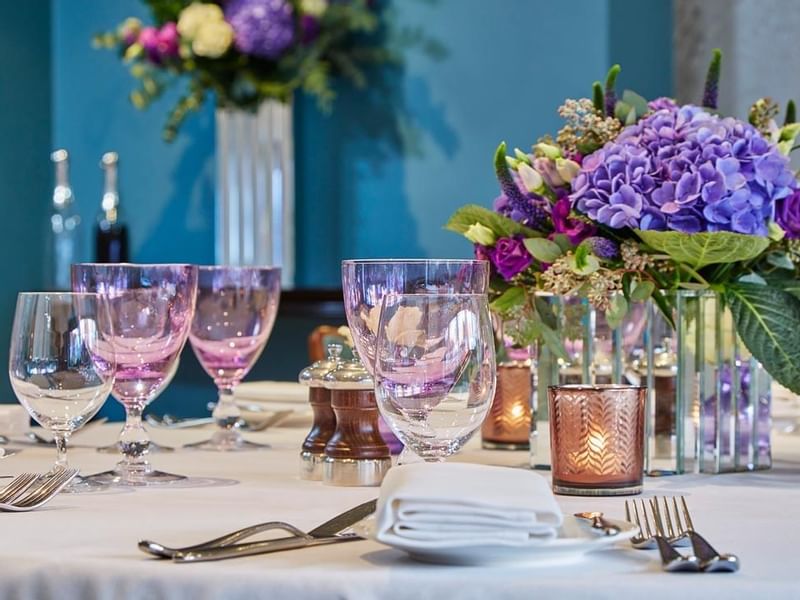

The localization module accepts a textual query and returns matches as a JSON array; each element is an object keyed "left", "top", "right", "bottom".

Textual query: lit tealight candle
[{"left": 548, "top": 384, "right": 646, "bottom": 496}]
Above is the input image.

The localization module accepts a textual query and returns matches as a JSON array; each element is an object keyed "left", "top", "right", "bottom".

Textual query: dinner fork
[
  {"left": 625, "top": 499, "right": 700, "bottom": 572},
  {"left": 625, "top": 498, "right": 690, "bottom": 549},
  {"left": 0, "top": 469, "right": 78, "bottom": 512},
  {"left": 652, "top": 496, "right": 740, "bottom": 573},
  {"left": 0, "top": 472, "right": 40, "bottom": 503}
]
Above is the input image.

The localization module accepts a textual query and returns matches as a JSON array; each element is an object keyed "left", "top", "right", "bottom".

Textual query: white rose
[
  {"left": 301, "top": 0, "right": 328, "bottom": 17},
  {"left": 192, "top": 20, "right": 234, "bottom": 58},
  {"left": 177, "top": 2, "right": 225, "bottom": 39}
]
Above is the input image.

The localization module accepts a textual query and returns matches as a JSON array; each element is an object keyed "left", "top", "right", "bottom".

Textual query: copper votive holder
[
  {"left": 548, "top": 384, "right": 645, "bottom": 496},
  {"left": 481, "top": 364, "right": 531, "bottom": 450}
]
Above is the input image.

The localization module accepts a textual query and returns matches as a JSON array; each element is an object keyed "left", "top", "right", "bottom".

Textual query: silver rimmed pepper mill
[
  {"left": 298, "top": 344, "right": 342, "bottom": 480},
  {"left": 322, "top": 352, "right": 391, "bottom": 486}
]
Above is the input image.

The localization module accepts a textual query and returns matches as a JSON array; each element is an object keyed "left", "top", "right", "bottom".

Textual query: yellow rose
[
  {"left": 192, "top": 21, "right": 234, "bottom": 58},
  {"left": 177, "top": 2, "right": 225, "bottom": 39}
]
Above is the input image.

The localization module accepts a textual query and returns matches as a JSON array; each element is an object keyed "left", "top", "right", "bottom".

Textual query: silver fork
[
  {"left": 0, "top": 469, "right": 78, "bottom": 512},
  {"left": 625, "top": 499, "right": 700, "bottom": 572},
  {"left": 625, "top": 498, "right": 690, "bottom": 549},
  {"left": 655, "top": 496, "right": 740, "bottom": 573},
  {"left": 0, "top": 473, "right": 40, "bottom": 503}
]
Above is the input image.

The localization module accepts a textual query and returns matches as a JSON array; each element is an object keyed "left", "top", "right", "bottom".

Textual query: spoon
[{"left": 573, "top": 511, "right": 621, "bottom": 536}]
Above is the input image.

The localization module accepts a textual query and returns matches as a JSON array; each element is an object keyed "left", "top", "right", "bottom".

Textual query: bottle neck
[
  {"left": 101, "top": 163, "right": 120, "bottom": 224},
  {"left": 53, "top": 160, "right": 73, "bottom": 210}
]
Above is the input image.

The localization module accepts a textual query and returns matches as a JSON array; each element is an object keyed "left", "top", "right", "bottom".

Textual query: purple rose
[
  {"left": 776, "top": 189, "right": 800, "bottom": 239},
  {"left": 138, "top": 26, "right": 162, "bottom": 63},
  {"left": 551, "top": 195, "right": 596, "bottom": 244},
  {"left": 489, "top": 236, "right": 532, "bottom": 280},
  {"left": 300, "top": 14, "right": 320, "bottom": 44}
]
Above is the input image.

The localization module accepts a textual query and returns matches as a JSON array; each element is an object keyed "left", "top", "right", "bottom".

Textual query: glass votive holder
[{"left": 548, "top": 384, "right": 646, "bottom": 496}]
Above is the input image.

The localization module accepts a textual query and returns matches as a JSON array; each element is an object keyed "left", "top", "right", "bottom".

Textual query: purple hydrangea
[
  {"left": 225, "top": 0, "right": 295, "bottom": 60},
  {"left": 571, "top": 105, "right": 796, "bottom": 235}
]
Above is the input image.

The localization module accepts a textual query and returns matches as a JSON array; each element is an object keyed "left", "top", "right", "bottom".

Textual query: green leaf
[
  {"left": 635, "top": 230, "right": 770, "bottom": 269},
  {"left": 726, "top": 283, "right": 800, "bottom": 394},
  {"left": 621, "top": 90, "right": 649, "bottom": 116},
  {"left": 606, "top": 294, "right": 628, "bottom": 329},
  {"left": 524, "top": 238, "right": 563, "bottom": 263},
  {"left": 533, "top": 295, "right": 558, "bottom": 330},
  {"left": 568, "top": 245, "right": 600, "bottom": 275},
  {"left": 614, "top": 100, "right": 632, "bottom": 122},
  {"left": 766, "top": 252, "right": 795, "bottom": 270},
  {"left": 630, "top": 280, "right": 656, "bottom": 302},
  {"left": 489, "top": 287, "right": 526, "bottom": 313},
  {"left": 551, "top": 233, "right": 573, "bottom": 253},
  {"left": 446, "top": 205, "right": 542, "bottom": 239},
  {"left": 537, "top": 321, "right": 569, "bottom": 361}
]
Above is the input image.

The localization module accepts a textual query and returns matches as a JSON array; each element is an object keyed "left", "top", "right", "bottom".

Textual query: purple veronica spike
[{"left": 580, "top": 236, "right": 619, "bottom": 260}]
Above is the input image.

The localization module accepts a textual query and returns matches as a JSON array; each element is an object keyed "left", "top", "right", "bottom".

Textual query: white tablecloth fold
[{"left": 375, "top": 462, "right": 563, "bottom": 548}]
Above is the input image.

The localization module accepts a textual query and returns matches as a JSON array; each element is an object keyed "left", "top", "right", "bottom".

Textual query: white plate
[{"left": 354, "top": 515, "right": 637, "bottom": 566}]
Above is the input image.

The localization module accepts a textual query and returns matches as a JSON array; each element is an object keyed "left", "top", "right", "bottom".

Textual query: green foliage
[
  {"left": 636, "top": 230, "right": 770, "bottom": 269},
  {"left": 605, "top": 294, "right": 628, "bottom": 329},
  {"left": 445, "top": 205, "right": 542, "bottom": 239},
  {"left": 592, "top": 81, "right": 604, "bottom": 113},
  {"left": 523, "top": 238, "right": 563, "bottom": 263},
  {"left": 726, "top": 283, "right": 800, "bottom": 393},
  {"left": 489, "top": 287, "right": 526, "bottom": 313},
  {"left": 785, "top": 99, "right": 797, "bottom": 125}
]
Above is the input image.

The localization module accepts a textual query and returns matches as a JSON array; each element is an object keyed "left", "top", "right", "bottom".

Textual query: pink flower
[
  {"left": 138, "top": 26, "right": 161, "bottom": 63},
  {"left": 157, "top": 23, "right": 180, "bottom": 58}
]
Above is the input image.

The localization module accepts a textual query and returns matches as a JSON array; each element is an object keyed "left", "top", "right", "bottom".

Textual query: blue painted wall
[
  {"left": 0, "top": 3, "right": 52, "bottom": 404},
  {"left": 0, "top": 0, "right": 672, "bottom": 412}
]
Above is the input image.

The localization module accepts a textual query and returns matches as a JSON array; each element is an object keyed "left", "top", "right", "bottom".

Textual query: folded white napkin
[
  {"left": 0, "top": 405, "right": 28, "bottom": 436},
  {"left": 375, "top": 463, "right": 563, "bottom": 548}
]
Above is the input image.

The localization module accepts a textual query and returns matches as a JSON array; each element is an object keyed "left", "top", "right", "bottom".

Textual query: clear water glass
[
  {"left": 374, "top": 293, "right": 496, "bottom": 462},
  {"left": 71, "top": 263, "right": 198, "bottom": 486},
  {"left": 341, "top": 259, "right": 490, "bottom": 454},
  {"left": 188, "top": 266, "right": 281, "bottom": 451},
  {"left": 8, "top": 292, "right": 115, "bottom": 492}
]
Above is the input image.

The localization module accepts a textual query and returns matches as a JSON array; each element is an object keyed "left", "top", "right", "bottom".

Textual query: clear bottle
[
  {"left": 95, "top": 152, "right": 129, "bottom": 263},
  {"left": 45, "top": 149, "right": 83, "bottom": 290}
]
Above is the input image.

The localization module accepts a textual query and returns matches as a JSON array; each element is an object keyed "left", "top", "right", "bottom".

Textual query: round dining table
[{"left": 0, "top": 413, "right": 798, "bottom": 600}]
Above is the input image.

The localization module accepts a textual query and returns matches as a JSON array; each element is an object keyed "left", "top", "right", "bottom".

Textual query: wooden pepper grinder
[
  {"left": 322, "top": 352, "right": 391, "bottom": 486},
  {"left": 298, "top": 344, "right": 342, "bottom": 480}
]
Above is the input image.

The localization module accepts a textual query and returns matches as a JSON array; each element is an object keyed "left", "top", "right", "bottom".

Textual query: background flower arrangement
[
  {"left": 447, "top": 50, "right": 800, "bottom": 394},
  {"left": 95, "top": 0, "right": 390, "bottom": 140}
]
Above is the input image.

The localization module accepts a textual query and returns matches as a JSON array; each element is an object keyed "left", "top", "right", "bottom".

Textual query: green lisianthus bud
[
  {"left": 555, "top": 158, "right": 580, "bottom": 184},
  {"left": 535, "top": 143, "right": 562, "bottom": 160},
  {"left": 464, "top": 223, "right": 496, "bottom": 246},
  {"left": 517, "top": 162, "right": 544, "bottom": 193}
]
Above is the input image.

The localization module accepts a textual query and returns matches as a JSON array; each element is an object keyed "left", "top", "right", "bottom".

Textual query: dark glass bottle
[{"left": 95, "top": 152, "right": 129, "bottom": 263}]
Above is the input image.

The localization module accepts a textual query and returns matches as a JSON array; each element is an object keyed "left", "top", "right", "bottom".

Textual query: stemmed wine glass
[
  {"left": 374, "top": 293, "right": 496, "bottom": 462},
  {"left": 71, "top": 263, "right": 198, "bottom": 486},
  {"left": 341, "top": 259, "right": 490, "bottom": 453},
  {"left": 188, "top": 265, "right": 281, "bottom": 451},
  {"left": 8, "top": 292, "right": 115, "bottom": 492}
]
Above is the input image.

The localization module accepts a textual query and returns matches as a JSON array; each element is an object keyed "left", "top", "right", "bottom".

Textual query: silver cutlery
[
  {"left": 573, "top": 511, "right": 621, "bottom": 536},
  {"left": 0, "top": 469, "right": 78, "bottom": 512},
  {"left": 626, "top": 499, "right": 700, "bottom": 572},
  {"left": 139, "top": 498, "right": 377, "bottom": 562},
  {"left": 625, "top": 499, "right": 690, "bottom": 549},
  {"left": 0, "top": 473, "right": 40, "bottom": 503},
  {"left": 652, "top": 496, "right": 740, "bottom": 573}
]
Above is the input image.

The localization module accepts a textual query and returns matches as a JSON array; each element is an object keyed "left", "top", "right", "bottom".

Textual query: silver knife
[{"left": 140, "top": 499, "right": 376, "bottom": 563}]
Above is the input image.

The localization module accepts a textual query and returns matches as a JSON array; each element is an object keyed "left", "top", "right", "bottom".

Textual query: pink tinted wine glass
[
  {"left": 188, "top": 266, "right": 281, "bottom": 451},
  {"left": 341, "top": 259, "right": 490, "bottom": 454},
  {"left": 71, "top": 263, "right": 198, "bottom": 486}
]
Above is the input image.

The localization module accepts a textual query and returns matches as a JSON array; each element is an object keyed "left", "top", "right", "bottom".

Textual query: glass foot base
[
  {"left": 95, "top": 441, "right": 176, "bottom": 454},
  {"left": 552, "top": 482, "right": 642, "bottom": 496},
  {"left": 183, "top": 430, "right": 270, "bottom": 452},
  {"left": 61, "top": 474, "right": 113, "bottom": 494},
  {"left": 86, "top": 463, "right": 187, "bottom": 487},
  {"left": 481, "top": 439, "right": 530, "bottom": 450}
]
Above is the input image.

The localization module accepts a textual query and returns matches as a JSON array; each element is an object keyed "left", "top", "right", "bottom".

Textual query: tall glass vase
[{"left": 215, "top": 100, "right": 294, "bottom": 287}]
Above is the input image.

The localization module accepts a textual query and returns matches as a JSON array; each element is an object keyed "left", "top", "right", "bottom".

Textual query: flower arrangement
[
  {"left": 95, "top": 0, "right": 389, "bottom": 140},
  {"left": 447, "top": 50, "right": 800, "bottom": 393}
]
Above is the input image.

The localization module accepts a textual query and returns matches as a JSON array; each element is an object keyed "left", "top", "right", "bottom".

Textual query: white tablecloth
[{"left": 0, "top": 422, "right": 798, "bottom": 600}]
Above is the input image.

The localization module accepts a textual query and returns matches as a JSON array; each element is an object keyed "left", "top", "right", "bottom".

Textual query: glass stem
[
  {"left": 213, "top": 387, "right": 241, "bottom": 430},
  {"left": 52, "top": 431, "right": 69, "bottom": 471},
  {"left": 119, "top": 402, "right": 149, "bottom": 466}
]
